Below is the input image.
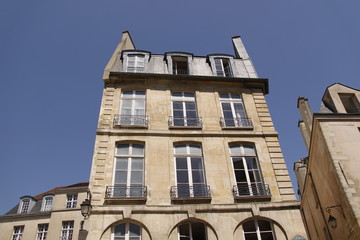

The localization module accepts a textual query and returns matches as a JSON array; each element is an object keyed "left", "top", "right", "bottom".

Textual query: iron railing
[
  {"left": 105, "top": 186, "right": 147, "bottom": 199},
  {"left": 233, "top": 183, "right": 270, "bottom": 198},
  {"left": 126, "top": 68, "right": 145, "bottom": 73},
  {"left": 220, "top": 117, "right": 253, "bottom": 128},
  {"left": 113, "top": 114, "right": 148, "bottom": 127},
  {"left": 168, "top": 116, "right": 202, "bottom": 128},
  {"left": 170, "top": 185, "right": 211, "bottom": 199}
]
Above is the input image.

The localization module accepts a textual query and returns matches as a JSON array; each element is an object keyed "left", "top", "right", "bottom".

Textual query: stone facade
[
  {"left": 295, "top": 83, "right": 360, "bottom": 240},
  {"left": 84, "top": 31, "right": 307, "bottom": 240}
]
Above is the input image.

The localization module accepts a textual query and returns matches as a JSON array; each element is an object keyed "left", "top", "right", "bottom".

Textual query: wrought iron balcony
[
  {"left": 168, "top": 116, "right": 202, "bottom": 128},
  {"left": 105, "top": 186, "right": 147, "bottom": 199},
  {"left": 113, "top": 114, "right": 148, "bottom": 127},
  {"left": 170, "top": 185, "right": 211, "bottom": 199},
  {"left": 233, "top": 183, "right": 271, "bottom": 199},
  {"left": 220, "top": 117, "right": 253, "bottom": 128}
]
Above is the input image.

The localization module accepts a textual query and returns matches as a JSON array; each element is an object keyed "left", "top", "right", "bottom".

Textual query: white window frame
[
  {"left": 243, "top": 219, "right": 276, "bottom": 240},
  {"left": 165, "top": 52, "right": 193, "bottom": 75},
  {"left": 122, "top": 51, "right": 150, "bottom": 73},
  {"left": 65, "top": 194, "right": 77, "bottom": 208},
  {"left": 208, "top": 55, "right": 235, "bottom": 77},
  {"left": 230, "top": 144, "right": 264, "bottom": 196},
  {"left": 171, "top": 92, "right": 200, "bottom": 127},
  {"left": 112, "top": 222, "right": 142, "bottom": 240},
  {"left": 37, "top": 224, "right": 48, "bottom": 240},
  {"left": 41, "top": 195, "right": 53, "bottom": 212},
  {"left": 174, "top": 143, "right": 206, "bottom": 197},
  {"left": 219, "top": 93, "right": 250, "bottom": 128},
  {"left": 61, "top": 221, "right": 74, "bottom": 240},
  {"left": 18, "top": 197, "right": 35, "bottom": 214},
  {"left": 119, "top": 90, "right": 146, "bottom": 126},
  {"left": 12, "top": 226, "right": 24, "bottom": 240},
  {"left": 113, "top": 143, "right": 145, "bottom": 197}
]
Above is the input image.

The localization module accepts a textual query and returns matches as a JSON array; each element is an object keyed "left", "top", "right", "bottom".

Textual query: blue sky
[{"left": 1, "top": 1, "right": 359, "bottom": 214}]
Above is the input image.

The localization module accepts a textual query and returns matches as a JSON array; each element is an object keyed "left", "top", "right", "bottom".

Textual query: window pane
[
  {"left": 114, "top": 224, "right": 125, "bottom": 236},
  {"left": 243, "top": 145, "right": 256, "bottom": 156},
  {"left": 244, "top": 233, "right": 258, "bottom": 240},
  {"left": 189, "top": 145, "right": 201, "bottom": 155},
  {"left": 130, "top": 171, "right": 143, "bottom": 184},
  {"left": 246, "top": 158, "right": 258, "bottom": 170},
  {"left": 116, "top": 158, "right": 128, "bottom": 170},
  {"left": 129, "top": 224, "right": 141, "bottom": 236},
  {"left": 191, "top": 222, "right": 206, "bottom": 240},
  {"left": 135, "top": 91, "right": 145, "bottom": 97},
  {"left": 221, "top": 102, "right": 232, "bottom": 111},
  {"left": 176, "top": 158, "right": 188, "bottom": 169},
  {"left": 232, "top": 158, "right": 244, "bottom": 169},
  {"left": 117, "top": 144, "right": 129, "bottom": 155},
  {"left": 115, "top": 170, "right": 127, "bottom": 184},
  {"left": 175, "top": 145, "right": 187, "bottom": 154},
  {"left": 131, "top": 158, "right": 144, "bottom": 170},
  {"left": 258, "top": 220, "right": 272, "bottom": 231},
  {"left": 132, "top": 144, "right": 144, "bottom": 155},
  {"left": 235, "top": 170, "right": 247, "bottom": 182},
  {"left": 230, "top": 146, "right": 241, "bottom": 156},
  {"left": 177, "top": 171, "right": 189, "bottom": 183},
  {"left": 243, "top": 221, "right": 256, "bottom": 231},
  {"left": 191, "top": 158, "right": 203, "bottom": 169},
  {"left": 179, "top": 223, "right": 190, "bottom": 237},
  {"left": 260, "top": 232, "right": 274, "bottom": 240},
  {"left": 173, "top": 101, "right": 183, "bottom": 110},
  {"left": 172, "top": 92, "right": 182, "bottom": 97},
  {"left": 192, "top": 171, "right": 204, "bottom": 183}
]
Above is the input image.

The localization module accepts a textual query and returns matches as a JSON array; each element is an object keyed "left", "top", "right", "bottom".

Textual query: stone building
[
  {"left": 84, "top": 31, "right": 306, "bottom": 240},
  {"left": 295, "top": 83, "right": 360, "bottom": 240},
  {"left": 0, "top": 31, "right": 307, "bottom": 240},
  {"left": 0, "top": 182, "right": 89, "bottom": 240}
]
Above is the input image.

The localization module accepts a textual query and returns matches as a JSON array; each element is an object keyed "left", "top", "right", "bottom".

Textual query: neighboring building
[
  {"left": 295, "top": 83, "right": 360, "bottom": 240},
  {"left": 83, "top": 31, "right": 307, "bottom": 240},
  {"left": 0, "top": 182, "right": 88, "bottom": 240}
]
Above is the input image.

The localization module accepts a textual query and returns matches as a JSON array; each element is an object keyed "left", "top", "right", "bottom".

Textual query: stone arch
[
  {"left": 234, "top": 216, "right": 288, "bottom": 240},
  {"left": 99, "top": 218, "right": 152, "bottom": 240},
  {"left": 168, "top": 217, "right": 218, "bottom": 240}
]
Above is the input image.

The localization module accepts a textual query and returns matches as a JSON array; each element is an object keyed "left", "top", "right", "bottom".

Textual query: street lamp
[{"left": 80, "top": 199, "right": 91, "bottom": 219}]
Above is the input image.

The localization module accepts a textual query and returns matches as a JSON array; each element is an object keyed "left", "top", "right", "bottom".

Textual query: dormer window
[
  {"left": 339, "top": 93, "right": 360, "bottom": 113},
  {"left": 121, "top": 50, "right": 151, "bottom": 73},
  {"left": 165, "top": 52, "right": 193, "bottom": 75},
  {"left": 172, "top": 56, "right": 188, "bottom": 75},
  {"left": 18, "top": 196, "right": 35, "bottom": 214},
  {"left": 207, "top": 54, "right": 235, "bottom": 77},
  {"left": 41, "top": 195, "right": 54, "bottom": 212}
]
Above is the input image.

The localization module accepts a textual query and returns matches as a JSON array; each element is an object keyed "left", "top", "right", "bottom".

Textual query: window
[
  {"left": 173, "top": 143, "right": 208, "bottom": 198},
  {"left": 172, "top": 56, "right": 188, "bottom": 75},
  {"left": 37, "top": 224, "right": 48, "bottom": 240},
  {"left": 113, "top": 223, "right": 141, "bottom": 240},
  {"left": 41, "top": 195, "right": 53, "bottom": 212},
  {"left": 126, "top": 54, "right": 145, "bottom": 73},
  {"left": 230, "top": 144, "right": 267, "bottom": 197},
  {"left": 116, "top": 90, "right": 147, "bottom": 127},
  {"left": 66, "top": 194, "right": 77, "bottom": 208},
  {"left": 165, "top": 52, "right": 192, "bottom": 75},
  {"left": 178, "top": 222, "right": 207, "bottom": 240},
  {"left": 243, "top": 219, "right": 275, "bottom": 240},
  {"left": 170, "top": 92, "right": 201, "bottom": 127},
  {"left": 220, "top": 93, "right": 252, "bottom": 128},
  {"left": 339, "top": 93, "right": 360, "bottom": 113},
  {"left": 11, "top": 226, "right": 24, "bottom": 240},
  {"left": 19, "top": 199, "right": 30, "bottom": 214},
  {"left": 214, "top": 58, "right": 232, "bottom": 77},
  {"left": 61, "top": 221, "right": 74, "bottom": 240},
  {"left": 111, "top": 143, "right": 145, "bottom": 198}
]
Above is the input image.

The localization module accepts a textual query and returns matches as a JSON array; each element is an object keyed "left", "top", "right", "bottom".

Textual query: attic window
[
  {"left": 339, "top": 93, "right": 360, "bottom": 113},
  {"left": 41, "top": 195, "right": 54, "bottom": 212},
  {"left": 18, "top": 197, "right": 35, "bottom": 214},
  {"left": 121, "top": 50, "right": 151, "bottom": 73},
  {"left": 207, "top": 54, "right": 234, "bottom": 77},
  {"left": 172, "top": 56, "right": 188, "bottom": 75}
]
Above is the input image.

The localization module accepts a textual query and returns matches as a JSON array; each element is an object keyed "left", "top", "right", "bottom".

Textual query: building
[
  {"left": 295, "top": 83, "right": 360, "bottom": 240},
  {"left": 83, "top": 31, "right": 307, "bottom": 240},
  {"left": 0, "top": 31, "right": 307, "bottom": 240},
  {"left": 0, "top": 182, "right": 89, "bottom": 240}
]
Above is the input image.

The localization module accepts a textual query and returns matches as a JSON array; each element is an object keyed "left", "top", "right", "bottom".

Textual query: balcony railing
[
  {"left": 168, "top": 116, "right": 202, "bottom": 128},
  {"left": 170, "top": 185, "right": 211, "bottom": 199},
  {"left": 220, "top": 117, "right": 253, "bottom": 128},
  {"left": 113, "top": 114, "right": 148, "bottom": 127},
  {"left": 105, "top": 186, "right": 147, "bottom": 199},
  {"left": 233, "top": 183, "right": 271, "bottom": 198}
]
